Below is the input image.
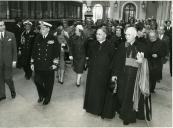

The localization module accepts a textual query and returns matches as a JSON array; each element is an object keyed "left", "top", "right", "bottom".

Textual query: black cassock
[
  {"left": 84, "top": 39, "right": 115, "bottom": 117},
  {"left": 112, "top": 40, "right": 152, "bottom": 123}
]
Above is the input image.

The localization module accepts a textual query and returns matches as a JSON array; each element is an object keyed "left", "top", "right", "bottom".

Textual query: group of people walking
[{"left": 0, "top": 17, "right": 171, "bottom": 125}]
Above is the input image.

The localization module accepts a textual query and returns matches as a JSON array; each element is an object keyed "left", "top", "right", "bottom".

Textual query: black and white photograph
[{"left": 0, "top": 0, "right": 172, "bottom": 127}]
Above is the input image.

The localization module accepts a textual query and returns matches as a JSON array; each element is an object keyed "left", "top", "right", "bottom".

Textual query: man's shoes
[
  {"left": 123, "top": 120, "right": 129, "bottom": 125},
  {"left": 0, "top": 96, "right": 6, "bottom": 101},
  {"left": 58, "top": 80, "right": 63, "bottom": 85},
  {"left": 37, "top": 97, "right": 44, "bottom": 103},
  {"left": 151, "top": 90, "right": 155, "bottom": 93},
  {"left": 25, "top": 75, "right": 31, "bottom": 80},
  {"left": 43, "top": 99, "right": 50, "bottom": 105},
  {"left": 76, "top": 83, "right": 80, "bottom": 87},
  {"left": 11, "top": 91, "right": 16, "bottom": 99}
]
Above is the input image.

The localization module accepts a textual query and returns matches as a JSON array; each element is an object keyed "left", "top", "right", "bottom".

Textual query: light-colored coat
[{"left": 0, "top": 31, "right": 17, "bottom": 67}]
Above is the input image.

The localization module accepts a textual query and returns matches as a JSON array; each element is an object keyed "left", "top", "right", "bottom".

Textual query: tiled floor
[{"left": 0, "top": 62, "right": 172, "bottom": 127}]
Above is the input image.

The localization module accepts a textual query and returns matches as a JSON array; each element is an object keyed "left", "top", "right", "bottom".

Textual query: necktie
[
  {"left": 0, "top": 32, "right": 3, "bottom": 39},
  {"left": 2, "top": 32, "right": 4, "bottom": 38},
  {"left": 160, "top": 35, "right": 163, "bottom": 40}
]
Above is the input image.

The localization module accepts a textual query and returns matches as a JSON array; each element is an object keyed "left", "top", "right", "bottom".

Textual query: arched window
[
  {"left": 108, "top": 7, "right": 111, "bottom": 19},
  {"left": 93, "top": 4, "right": 103, "bottom": 23},
  {"left": 82, "top": 4, "right": 87, "bottom": 20},
  {"left": 123, "top": 3, "right": 136, "bottom": 22}
]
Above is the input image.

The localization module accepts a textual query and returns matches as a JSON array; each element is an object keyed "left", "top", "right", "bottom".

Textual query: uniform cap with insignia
[
  {"left": 39, "top": 21, "right": 52, "bottom": 28},
  {"left": 23, "top": 20, "right": 32, "bottom": 26},
  {"left": 116, "top": 25, "right": 122, "bottom": 30}
]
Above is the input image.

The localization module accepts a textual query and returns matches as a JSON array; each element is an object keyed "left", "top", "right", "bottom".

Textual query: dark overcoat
[
  {"left": 69, "top": 35, "right": 86, "bottom": 73},
  {"left": 148, "top": 39, "right": 165, "bottom": 81},
  {"left": 21, "top": 30, "right": 36, "bottom": 66}
]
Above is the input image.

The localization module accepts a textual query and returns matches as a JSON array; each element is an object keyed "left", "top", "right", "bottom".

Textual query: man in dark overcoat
[
  {"left": 148, "top": 31, "right": 165, "bottom": 93},
  {"left": 0, "top": 20, "right": 17, "bottom": 101},
  {"left": 164, "top": 20, "right": 172, "bottom": 76},
  {"left": 31, "top": 21, "right": 60, "bottom": 105},
  {"left": 158, "top": 26, "right": 170, "bottom": 80}
]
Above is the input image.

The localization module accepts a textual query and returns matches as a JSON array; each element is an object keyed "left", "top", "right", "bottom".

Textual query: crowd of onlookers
[{"left": 0, "top": 16, "right": 172, "bottom": 125}]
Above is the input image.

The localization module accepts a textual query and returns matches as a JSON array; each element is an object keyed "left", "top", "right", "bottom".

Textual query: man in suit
[
  {"left": 164, "top": 20, "right": 172, "bottom": 76},
  {"left": 158, "top": 26, "right": 169, "bottom": 80},
  {"left": 31, "top": 21, "right": 60, "bottom": 105},
  {"left": 0, "top": 20, "right": 17, "bottom": 101}
]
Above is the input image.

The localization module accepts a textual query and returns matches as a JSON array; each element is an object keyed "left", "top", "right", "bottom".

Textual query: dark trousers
[
  {"left": 0, "top": 65, "right": 15, "bottom": 98},
  {"left": 150, "top": 76, "right": 156, "bottom": 92},
  {"left": 34, "top": 70, "right": 54, "bottom": 102},
  {"left": 170, "top": 55, "right": 172, "bottom": 76},
  {"left": 23, "top": 63, "right": 32, "bottom": 78},
  {"left": 160, "top": 63, "right": 163, "bottom": 80},
  {"left": 16, "top": 54, "right": 22, "bottom": 69}
]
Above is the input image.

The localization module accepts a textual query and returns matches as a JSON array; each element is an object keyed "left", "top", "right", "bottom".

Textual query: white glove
[
  {"left": 12, "top": 61, "right": 16, "bottom": 68},
  {"left": 53, "top": 32, "right": 57, "bottom": 36},
  {"left": 31, "top": 64, "right": 34, "bottom": 71},
  {"left": 136, "top": 52, "right": 144, "bottom": 63},
  {"left": 69, "top": 56, "right": 73, "bottom": 60},
  {"left": 51, "top": 65, "right": 57, "bottom": 70},
  {"left": 111, "top": 76, "right": 117, "bottom": 82},
  {"left": 18, "top": 50, "right": 21, "bottom": 55},
  {"left": 152, "top": 54, "right": 158, "bottom": 58},
  {"left": 53, "top": 59, "right": 59, "bottom": 65}
]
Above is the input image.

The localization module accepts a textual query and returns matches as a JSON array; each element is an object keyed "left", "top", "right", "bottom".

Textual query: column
[{"left": 7, "top": 1, "right": 10, "bottom": 19}]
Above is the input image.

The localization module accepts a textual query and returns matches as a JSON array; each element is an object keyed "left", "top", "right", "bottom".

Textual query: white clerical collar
[
  {"left": 43, "top": 33, "right": 48, "bottom": 38},
  {"left": 99, "top": 39, "right": 106, "bottom": 44}
]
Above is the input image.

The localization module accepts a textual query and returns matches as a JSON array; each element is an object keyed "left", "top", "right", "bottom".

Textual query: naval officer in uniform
[
  {"left": 21, "top": 20, "right": 36, "bottom": 80},
  {"left": 31, "top": 21, "right": 60, "bottom": 105}
]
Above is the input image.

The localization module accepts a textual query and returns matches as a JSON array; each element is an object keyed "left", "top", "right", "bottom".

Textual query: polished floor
[{"left": 0, "top": 61, "right": 172, "bottom": 127}]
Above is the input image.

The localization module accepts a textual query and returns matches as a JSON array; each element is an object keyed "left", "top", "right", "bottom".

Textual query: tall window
[
  {"left": 93, "top": 4, "right": 103, "bottom": 23},
  {"left": 123, "top": 3, "right": 136, "bottom": 22},
  {"left": 108, "top": 7, "right": 111, "bottom": 19},
  {"left": 9, "top": 1, "right": 23, "bottom": 18},
  {"left": 82, "top": 4, "right": 87, "bottom": 20},
  {"left": 0, "top": 1, "right": 8, "bottom": 19}
]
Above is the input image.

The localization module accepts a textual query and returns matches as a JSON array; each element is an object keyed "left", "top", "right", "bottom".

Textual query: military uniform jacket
[
  {"left": 32, "top": 33, "right": 60, "bottom": 71},
  {"left": 21, "top": 30, "right": 36, "bottom": 58},
  {"left": 0, "top": 31, "right": 17, "bottom": 67},
  {"left": 14, "top": 24, "right": 23, "bottom": 51}
]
